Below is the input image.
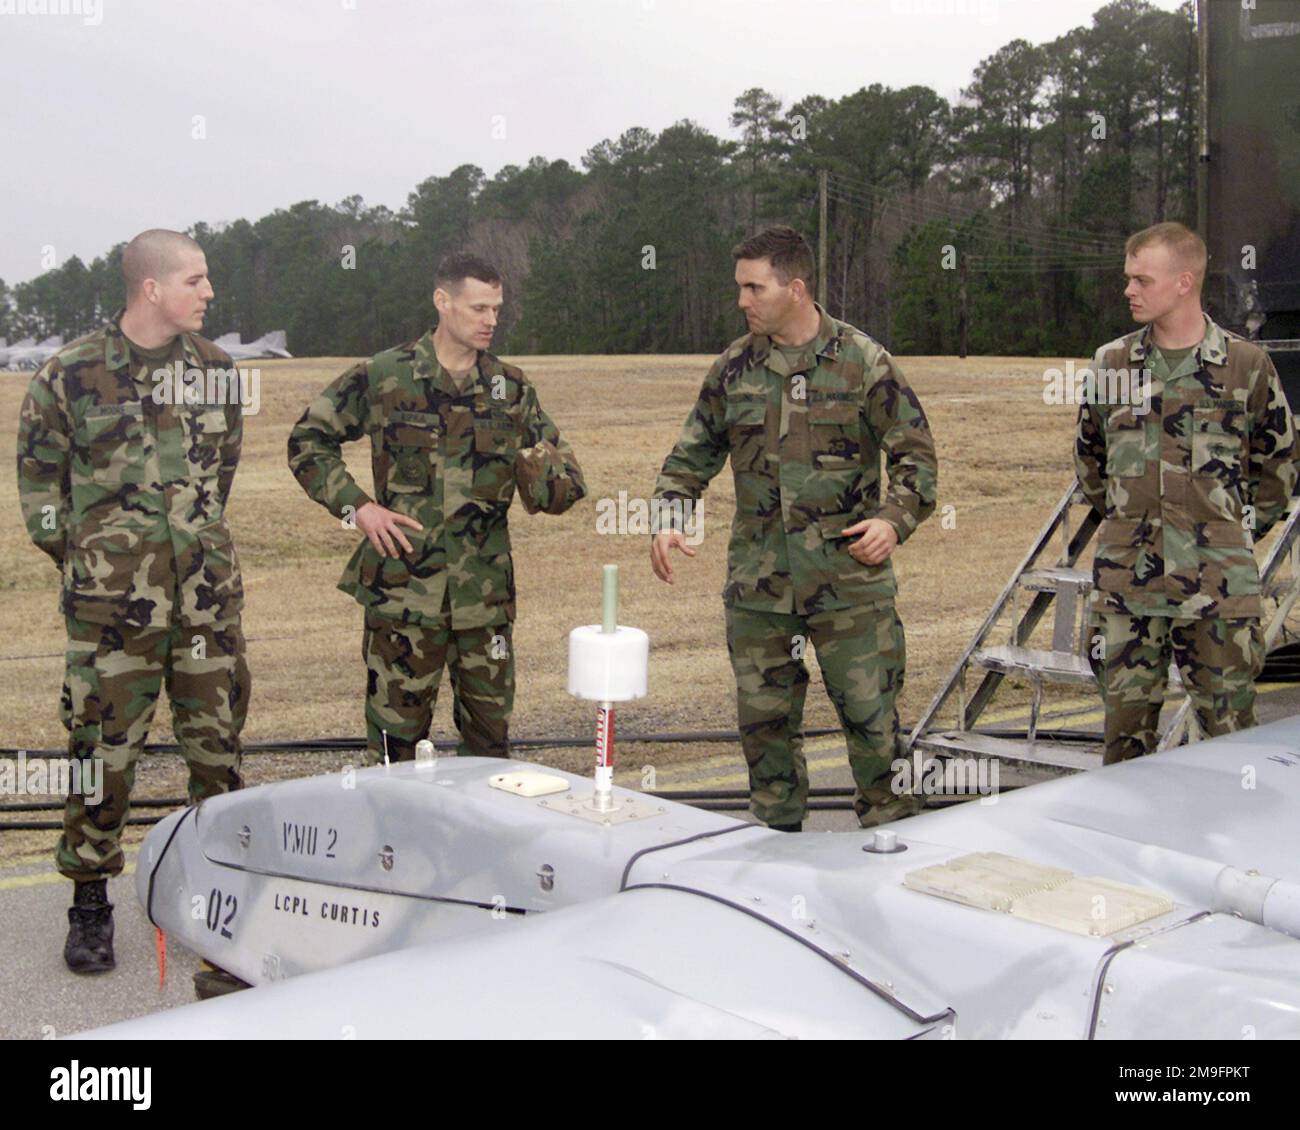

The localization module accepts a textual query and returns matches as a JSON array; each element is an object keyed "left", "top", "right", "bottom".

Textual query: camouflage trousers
[
  {"left": 362, "top": 609, "right": 513, "bottom": 763},
  {"left": 57, "top": 615, "right": 249, "bottom": 881},
  {"left": 725, "top": 601, "right": 911, "bottom": 827},
  {"left": 1091, "top": 613, "right": 1265, "bottom": 765}
]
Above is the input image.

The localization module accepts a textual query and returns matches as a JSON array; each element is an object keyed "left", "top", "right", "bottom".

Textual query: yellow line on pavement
[
  {"left": 971, "top": 681, "right": 1290, "bottom": 730},
  {"left": 978, "top": 695, "right": 1097, "bottom": 724},
  {"left": 617, "top": 741, "right": 850, "bottom": 792},
  {"left": 0, "top": 858, "right": 135, "bottom": 891}
]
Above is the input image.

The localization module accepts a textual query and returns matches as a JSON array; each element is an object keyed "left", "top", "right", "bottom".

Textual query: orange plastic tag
[{"left": 155, "top": 926, "right": 167, "bottom": 991}]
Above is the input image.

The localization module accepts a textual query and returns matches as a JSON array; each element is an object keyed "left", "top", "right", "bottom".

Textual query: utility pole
[
  {"left": 818, "top": 169, "right": 828, "bottom": 308},
  {"left": 959, "top": 254, "right": 969, "bottom": 359}
]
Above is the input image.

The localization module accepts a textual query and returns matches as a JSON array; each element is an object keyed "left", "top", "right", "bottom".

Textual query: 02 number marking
[{"left": 205, "top": 887, "right": 238, "bottom": 939}]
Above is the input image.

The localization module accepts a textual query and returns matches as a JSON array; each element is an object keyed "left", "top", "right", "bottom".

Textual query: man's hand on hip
[
  {"left": 840, "top": 517, "right": 898, "bottom": 566},
  {"left": 356, "top": 501, "right": 423, "bottom": 557}
]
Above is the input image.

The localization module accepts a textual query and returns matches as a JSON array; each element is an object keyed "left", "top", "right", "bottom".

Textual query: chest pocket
[
  {"left": 181, "top": 407, "right": 227, "bottom": 479},
  {"left": 807, "top": 396, "right": 861, "bottom": 468},
  {"left": 725, "top": 395, "right": 768, "bottom": 472},
  {"left": 472, "top": 413, "right": 520, "bottom": 501},
  {"left": 1104, "top": 405, "right": 1147, "bottom": 478},
  {"left": 1191, "top": 402, "right": 1246, "bottom": 483},
  {"left": 382, "top": 410, "right": 441, "bottom": 493},
  {"left": 83, "top": 403, "right": 145, "bottom": 484}
]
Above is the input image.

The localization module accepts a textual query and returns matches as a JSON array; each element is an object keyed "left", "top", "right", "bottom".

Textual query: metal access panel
[
  {"left": 1201, "top": 0, "right": 1300, "bottom": 366},
  {"left": 1268, "top": 344, "right": 1300, "bottom": 419},
  {"left": 1093, "top": 913, "right": 1300, "bottom": 1040}
]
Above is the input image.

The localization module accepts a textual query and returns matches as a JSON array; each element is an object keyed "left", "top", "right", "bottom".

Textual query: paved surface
[
  {"left": 4, "top": 679, "right": 1299, "bottom": 1039},
  {"left": 0, "top": 858, "right": 203, "bottom": 1039}
]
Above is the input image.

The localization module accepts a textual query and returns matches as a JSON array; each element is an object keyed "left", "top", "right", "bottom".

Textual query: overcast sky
[{"left": 0, "top": 0, "right": 1187, "bottom": 287}]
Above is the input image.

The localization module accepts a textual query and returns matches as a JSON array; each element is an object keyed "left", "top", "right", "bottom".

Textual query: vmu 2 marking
[{"left": 281, "top": 821, "right": 337, "bottom": 859}]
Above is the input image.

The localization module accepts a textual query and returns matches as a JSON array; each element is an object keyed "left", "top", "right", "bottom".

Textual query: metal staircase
[{"left": 908, "top": 482, "right": 1300, "bottom": 776}]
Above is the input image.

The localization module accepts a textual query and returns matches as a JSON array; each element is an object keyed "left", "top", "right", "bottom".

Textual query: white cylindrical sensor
[{"left": 567, "top": 624, "right": 649, "bottom": 703}]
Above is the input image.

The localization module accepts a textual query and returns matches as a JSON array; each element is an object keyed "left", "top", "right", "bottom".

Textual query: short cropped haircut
[
  {"left": 121, "top": 229, "right": 204, "bottom": 299},
  {"left": 435, "top": 252, "right": 502, "bottom": 294},
  {"left": 1125, "top": 222, "right": 1207, "bottom": 282},
  {"left": 732, "top": 225, "right": 816, "bottom": 289}
]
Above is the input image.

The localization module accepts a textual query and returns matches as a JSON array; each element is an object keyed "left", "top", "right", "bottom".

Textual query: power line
[
  {"left": 826, "top": 192, "right": 1121, "bottom": 260},
  {"left": 965, "top": 261, "right": 1119, "bottom": 273},
  {"left": 825, "top": 179, "right": 1122, "bottom": 257},
  {"left": 825, "top": 168, "right": 1123, "bottom": 245},
  {"left": 826, "top": 186, "right": 1122, "bottom": 259},
  {"left": 824, "top": 193, "right": 1126, "bottom": 276},
  {"left": 966, "top": 254, "right": 1118, "bottom": 265}
]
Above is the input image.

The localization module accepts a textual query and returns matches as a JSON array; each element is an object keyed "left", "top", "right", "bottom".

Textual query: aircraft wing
[
  {"left": 224, "top": 330, "right": 291, "bottom": 360},
  {"left": 1, "top": 336, "right": 36, "bottom": 369},
  {"left": 10, "top": 336, "right": 63, "bottom": 369}
]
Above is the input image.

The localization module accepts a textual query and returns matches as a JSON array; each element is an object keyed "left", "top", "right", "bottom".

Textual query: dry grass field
[{"left": 0, "top": 350, "right": 1154, "bottom": 859}]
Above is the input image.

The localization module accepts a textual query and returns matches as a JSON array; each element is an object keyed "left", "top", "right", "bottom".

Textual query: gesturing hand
[
  {"left": 356, "top": 502, "right": 423, "bottom": 558},
  {"left": 650, "top": 530, "right": 697, "bottom": 584}
]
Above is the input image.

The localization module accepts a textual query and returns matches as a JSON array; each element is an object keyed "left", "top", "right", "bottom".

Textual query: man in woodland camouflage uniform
[
  {"left": 651, "top": 226, "right": 938, "bottom": 831},
  {"left": 1075, "top": 222, "right": 1299, "bottom": 764},
  {"left": 288, "top": 253, "right": 585, "bottom": 764},
  {"left": 17, "top": 230, "right": 249, "bottom": 973}
]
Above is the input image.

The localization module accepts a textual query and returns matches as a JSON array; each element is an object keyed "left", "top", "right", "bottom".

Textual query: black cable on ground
[
  {"left": 0, "top": 797, "right": 186, "bottom": 814},
  {"left": 0, "top": 725, "right": 1066, "bottom": 828},
  {"left": 0, "top": 786, "right": 863, "bottom": 814},
  {"left": 0, "top": 727, "right": 848, "bottom": 758},
  {"left": 0, "top": 815, "right": 162, "bottom": 832},
  {"left": 970, "top": 728, "right": 1100, "bottom": 742},
  {"left": 0, "top": 786, "right": 1018, "bottom": 829},
  {"left": 1261, "top": 641, "right": 1300, "bottom": 682},
  {"left": 0, "top": 723, "right": 1104, "bottom": 760},
  {"left": 0, "top": 777, "right": 1027, "bottom": 815}
]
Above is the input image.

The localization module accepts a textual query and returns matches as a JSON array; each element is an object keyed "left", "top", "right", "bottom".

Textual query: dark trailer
[{"left": 1200, "top": 0, "right": 1300, "bottom": 406}]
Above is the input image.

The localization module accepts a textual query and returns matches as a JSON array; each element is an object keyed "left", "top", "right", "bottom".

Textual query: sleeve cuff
[
  {"left": 876, "top": 504, "right": 911, "bottom": 545},
  {"left": 334, "top": 482, "right": 373, "bottom": 520}
]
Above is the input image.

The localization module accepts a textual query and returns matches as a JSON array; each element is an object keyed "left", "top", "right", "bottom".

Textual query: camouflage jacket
[
  {"left": 654, "top": 305, "right": 938, "bottom": 614},
  {"left": 1074, "top": 315, "right": 1299, "bottom": 619},
  {"left": 287, "top": 332, "right": 586, "bottom": 630},
  {"left": 16, "top": 314, "right": 244, "bottom": 628}
]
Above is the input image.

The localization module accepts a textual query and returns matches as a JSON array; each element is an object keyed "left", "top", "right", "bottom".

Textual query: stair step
[
  {"left": 913, "top": 731, "right": 1103, "bottom": 773},
  {"left": 1019, "top": 566, "right": 1092, "bottom": 593},
  {"left": 972, "top": 645, "right": 1097, "bottom": 685}
]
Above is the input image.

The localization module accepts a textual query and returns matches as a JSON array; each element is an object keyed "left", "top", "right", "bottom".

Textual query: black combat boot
[{"left": 64, "top": 878, "right": 115, "bottom": 974}]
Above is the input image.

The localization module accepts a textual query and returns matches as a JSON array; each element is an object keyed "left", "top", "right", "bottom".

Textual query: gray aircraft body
[
  {"left": 82, "top": 715, "right": 1300, "bottom": 1040},
  {"left": 212, "top": 330, "right": 292, "bottom": 361},
  {"left": 0, "top": 336, "right": 36, "bottom": 369},
  {"left": 4, "top": 335, "right": 62, "bottom": 370}
]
